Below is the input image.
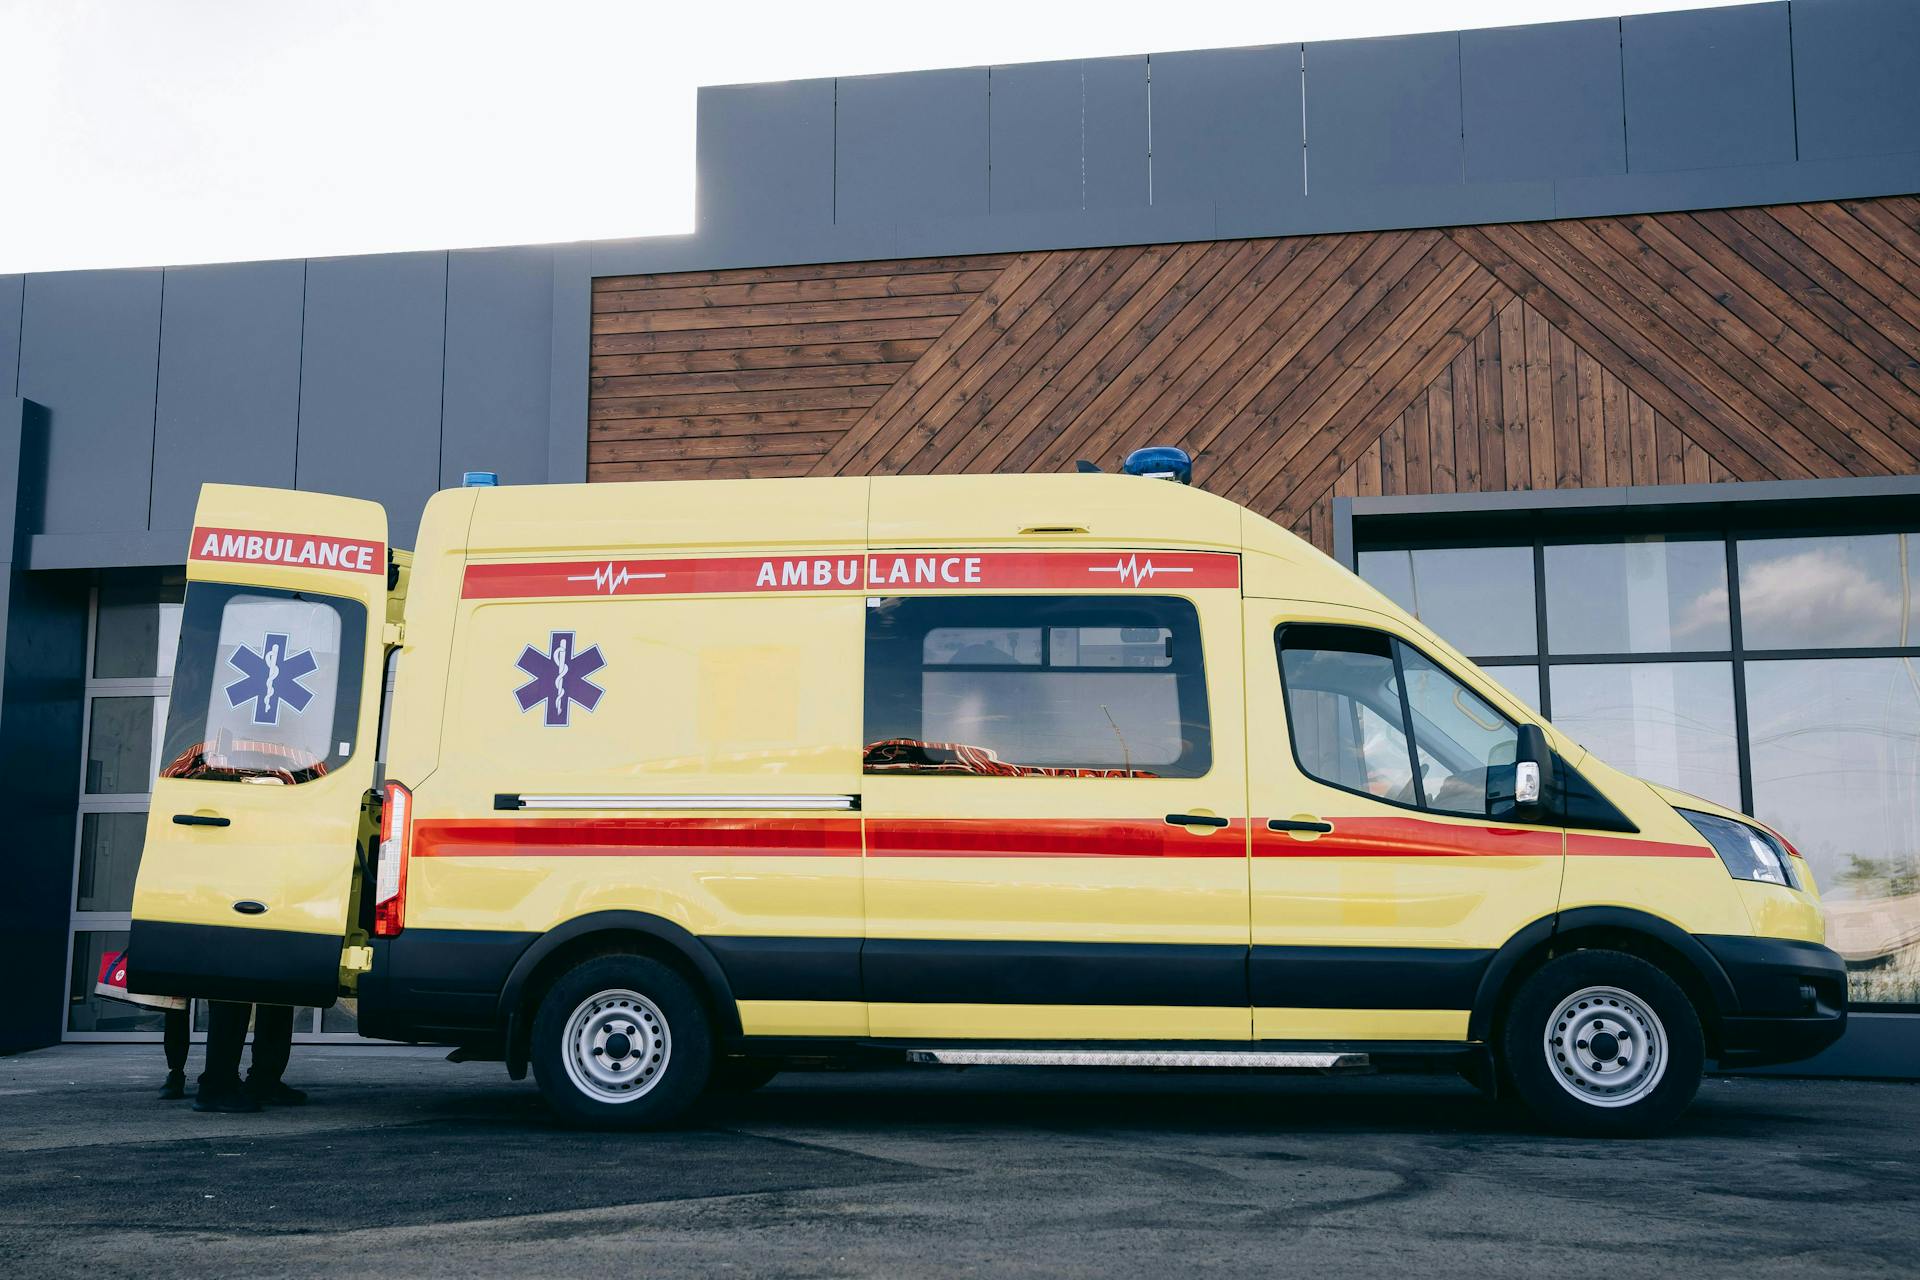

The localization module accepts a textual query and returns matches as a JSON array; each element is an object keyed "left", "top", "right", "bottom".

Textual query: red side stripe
[
  {"left": 865, "top": 818, "right": 1246, "bottom": 859},
  {"left": 1254, "top": 815, "right": 1560, "bottom": 859},
  {"left": 412, "top": 818, "right": 862, "bottom": 858},
  {"left": 1566, "top": 832, "right": 1714, "bottom": 859}
]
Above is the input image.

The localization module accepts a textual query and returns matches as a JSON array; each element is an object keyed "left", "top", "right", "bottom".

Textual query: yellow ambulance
[{"left": 129, "top": 459, "right": 1846, "bottom": 1135}]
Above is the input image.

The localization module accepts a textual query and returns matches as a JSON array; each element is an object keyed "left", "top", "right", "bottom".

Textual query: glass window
[
  {"left": 160, "top": 584, "right": 367, "bottom": 785},
  {"left": 1545, "top": 538, "right": 1730, "bottom": 654},
  {"left": 1277, "top": 626, "right": 1523, "bottom": 818},
  {"left": 864, "top": 595, "right": 1210, "bottom": 777},
  {"left": 1738, "top": 533, "right": 1920, "bottom": 650},
  {"left": 92, "top": 570, "right": 186, "bottom": 680},
  {"left": 1400, "top": 647, "right": 1521, "bottom": 817},
  {"left": 68, "top": 930, "right": 168, "bottom": 1033},
  {"left": 84, "top": 696, "right": 161, "bottom": 794},
  {"left": 1482, "top": 664, "right": 1542, "bottom": 714},
  {"left": 1358, "top": 546, "right": 1537, "bottom": 657},
  {"left": 1549, "top": 663, "right": 1741, "bottom": 810},
  {"left": 1746, "top": 658, "right": 1920, "bottom": 1006},
  {"left": 75, "top": 812, "right": 148, "bottom": 913}
]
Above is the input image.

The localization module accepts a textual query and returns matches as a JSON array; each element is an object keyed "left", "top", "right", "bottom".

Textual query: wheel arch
[
  {"left": 1470, "top": 907, "right": 1738, "bottom": 1053},
  {"left": 498, "top": 911, "right": 743, "bottom": 1079}
]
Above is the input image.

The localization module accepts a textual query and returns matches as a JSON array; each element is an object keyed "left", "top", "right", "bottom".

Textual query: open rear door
[{"left": 130, "top": 484, "right": 391, "bottom": 1006}]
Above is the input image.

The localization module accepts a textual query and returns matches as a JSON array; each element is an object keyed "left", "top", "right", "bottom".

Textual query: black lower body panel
[
  {"left": 1698, "top": 934, "right": 1848, "bottom": 1066},
  {"left": 1251, "top": 945, "right": 1492, "bottom": 1010},
  {"left": 358, "top": 929, "right": 536, "bottom": 1043},
  {"left": 128, "top": 920, "right": 342, "bottom": 1008}
]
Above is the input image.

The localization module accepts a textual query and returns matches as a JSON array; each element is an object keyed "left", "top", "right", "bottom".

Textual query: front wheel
[
  {"left": 1501, "top": 949, "right": 1703, "bottom": 1137},
  {"left": 530, "top": 954, "right": 712, "bottom": 1129}
]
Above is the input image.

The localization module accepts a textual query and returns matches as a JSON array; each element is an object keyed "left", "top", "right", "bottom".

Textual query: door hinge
[
  {"left": 340, "top": 944, "right": 374, "bottom": 973},
  {"left": 382, "top": 621, "right": 404, "bottom": 647}
]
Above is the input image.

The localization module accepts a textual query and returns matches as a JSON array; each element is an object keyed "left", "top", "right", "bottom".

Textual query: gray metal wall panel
[
  {"left": 1461, "top": 18, "right": 1627, "bottom": 182},
  {"left": 1792, "top": 0, "right": 1920, "bottom": 162},
  {"left": 0, "top": 276, "right": 21, "bottom": 401},
  {"left": 1149, "top": 45, "right": 1301, "bottom": 211},
  {"left": 295, "top": 252, "right": 446, "bottom": 546},
  {"left": 149, "top": 259, "right": 305, "bottom": 533},
  {"left": 441, "top": 246, "right": 554, "bottom": 489},
  {"left": 1081, "top": 56, "right": 1150, "bottom": 212},
  {"left": 835, "top": 69, "right": 989, "bottom": 226},
  {"left": 1622, "top": 2, "right": 1797, "bottom": 173},
  {"left": 1305, "top": 32, "right": 1463, "bottom": 191},
  {"left": 696, "top": 80, "right": 836, "bottom": 230},
  {"left": 16, "top": 270, "right": 161, "bottom": 535},
  {"left": 989, "top": 60, "right": 1082, "bottom": 215}
]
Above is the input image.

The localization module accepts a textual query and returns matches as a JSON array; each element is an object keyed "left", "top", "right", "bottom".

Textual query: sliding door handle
[
  {"left": 1165, "top": 813, "right": 1230, "bottom": 828},
  {"left": 1267, "top": 818, "right": 1333, "bottom": 833},
  {"left": 173, "top": 813, "right": 231, "bottom": 828}
]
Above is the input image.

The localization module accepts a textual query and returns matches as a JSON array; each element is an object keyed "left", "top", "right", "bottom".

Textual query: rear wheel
[
  {"left": 1501, "top": 949, "right": 1703, "bottom": 1137},
  {"left": 531, "top": 954, "right": 712, "bottom": 1129}
]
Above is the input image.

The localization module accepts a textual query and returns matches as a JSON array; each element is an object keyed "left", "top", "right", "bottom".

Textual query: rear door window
[
  {"left": 864, "top": 594, "right": 1210, "bottom": 778},
  {"left": 159, "top": 584, "right": 367, "bottom": 785}
]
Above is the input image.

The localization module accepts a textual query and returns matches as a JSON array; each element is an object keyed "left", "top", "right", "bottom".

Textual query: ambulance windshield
[{"left": 158, "top": 583, "right": 367, "bottom": 785}]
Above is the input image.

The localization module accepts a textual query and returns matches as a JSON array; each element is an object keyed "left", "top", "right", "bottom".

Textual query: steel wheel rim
[
  {"left": 562, "top": 988, "right": 671, "bottom": 1104},
  {"left": 1544, "top": 984, "right": 1667, "bottom": 1109}
]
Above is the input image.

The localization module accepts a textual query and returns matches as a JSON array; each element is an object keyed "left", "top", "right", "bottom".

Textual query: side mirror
[{"left": 1513, "top": 724, "right": 1555, "bottom": 821}]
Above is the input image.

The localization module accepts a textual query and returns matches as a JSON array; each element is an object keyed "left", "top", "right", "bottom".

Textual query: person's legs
[
  {"left": 160, "top": 1006, "right": 189, "bottom": 1099},
  {"left": 245, "top": 1005, "right": 304, "bottom": 1104},
  {"left": 194, "top": 1001, "right": 260, "bottom": 1112}
]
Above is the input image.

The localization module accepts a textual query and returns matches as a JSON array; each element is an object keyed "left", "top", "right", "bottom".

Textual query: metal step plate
[{"left": 905, "top": 1048, "right": 1370, "bottom": 1070}]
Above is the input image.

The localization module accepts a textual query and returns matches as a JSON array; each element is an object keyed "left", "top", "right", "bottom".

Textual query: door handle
[
  {"left": 1268, "top": 818, "right": 1333, "bottom": 833},
  {"left": 173, "top": 814, "right": 231, "bottom": 828},
  {"left": 1165, "top": 813, "right": 1230, "bottom": 828}
]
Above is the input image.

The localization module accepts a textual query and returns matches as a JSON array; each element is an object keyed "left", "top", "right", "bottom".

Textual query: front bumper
[{"left": 1698, "top": 934, "right": 1848, "bottom": 1067}]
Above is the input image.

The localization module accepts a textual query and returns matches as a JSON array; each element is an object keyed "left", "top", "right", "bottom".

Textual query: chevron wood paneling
[{"left": 589, "top": 197, "right": 1920, "bottom": 552}]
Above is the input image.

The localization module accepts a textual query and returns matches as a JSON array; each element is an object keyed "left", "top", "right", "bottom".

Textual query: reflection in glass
[
  {"left": 1358, "top": 546, "right": 1537, "bottom": 658},
  {"left": 1549, "top": 663, "right": 1740, "bottom": 810},
  {"left": 1545, "top": 538, "right": 1729, "bottom": 654},
  {"left": 1400, "top": 647, "right": 1518, "bottom": 817},
  {"left": 75, "top": 812, "right": 148, "bottom": 913},
  {"left": 84, "top": 696, "right": 159, "bottom": 794},
  {"left": 93, "top": 570, "right": 186, "bottom": 680},
  {"left": 321, "top": 1000, "right": 358, "bottom": 1034},
  {"left": 1481, "top": 664, "right": 1542, "bottom": 714},
  {"left": 1738, "top": 533, "right": 1920, "bottom": 650},
  {"left": 1747, "top": 658, "right": 1920, "bottom": 1005},
  {"left": 68, "top": 930, "right": 167, "bottom": 1033}
]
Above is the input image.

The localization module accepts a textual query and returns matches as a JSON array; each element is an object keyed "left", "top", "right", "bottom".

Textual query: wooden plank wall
[{"left": 589, "top": 197, "right": 1920, "bottom": 553}]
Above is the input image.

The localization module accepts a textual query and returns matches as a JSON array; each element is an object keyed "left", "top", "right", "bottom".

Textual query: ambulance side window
[
  {"left": 864, "top": 594, "right": 1210, "bottom": 778},
  {"left": 1277, "top": 624, "right": 1520, "bottom": 818},
  {"left": 159, "top": 584, "right": 367, "bottom": 785}
]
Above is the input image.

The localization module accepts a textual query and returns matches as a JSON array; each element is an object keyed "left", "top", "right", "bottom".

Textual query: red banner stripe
[
  {"left": 413, "top": 818, "right": 862, "bottom": 858},
  {"left": 865, "top": 818, "right": 1246, "bottom": 859},
  {"left": 190, "top": 525, "right": 385, "bottom": 575},
  {"left": 461, "top": 550, "right": 1239, "bottom": 600}
]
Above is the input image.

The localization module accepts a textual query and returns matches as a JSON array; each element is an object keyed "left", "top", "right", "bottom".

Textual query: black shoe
[
  {"left": 159, "top": 1071, "right": 187, "bottom": 1100},
  {"left": 193, "top": 1088, "right": 262, "bottom": 1114},
  {"left": 248, "top": 1080, "right": 308, "bottom": 1106}
]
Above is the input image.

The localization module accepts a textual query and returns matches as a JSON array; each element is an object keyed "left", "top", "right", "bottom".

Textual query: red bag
[{"left": 94, "top": 949, "right": 188, "bottom": 1012}]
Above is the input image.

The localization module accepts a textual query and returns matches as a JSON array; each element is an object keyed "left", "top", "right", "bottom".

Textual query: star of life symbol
[
  {"left": 566, "top": 562, "right": 666, "bottom": 595},
  {"left": 1088, "top": 555, "right": 1193, "bottom": 587},
  {"left": 225, "top": 633, "right": 318, "bottom": 726},
  {"left": 515, "top": 631, "right": 606, "bottom": 727}
]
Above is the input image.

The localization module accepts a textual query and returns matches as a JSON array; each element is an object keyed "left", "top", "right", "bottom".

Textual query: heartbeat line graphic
[
  {"left": 565, "top": 562, "right": 667, "bottom": 594},
  {"left": 1088, "top": 556, "right": 1194, "bottom": 586}
]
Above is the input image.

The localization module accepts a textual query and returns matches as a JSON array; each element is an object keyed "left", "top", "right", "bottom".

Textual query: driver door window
[{"left": 1278, "top": 625, "right": 1520, "bottom": 821}]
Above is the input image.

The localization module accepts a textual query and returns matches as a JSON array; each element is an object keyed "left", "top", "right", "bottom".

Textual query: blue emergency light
[
  {"left": 1121, "top": 446, "right": 1193, "bottom": 484},
  {"left": 463, "top": 471, "right": 499, "bottom": 487}
]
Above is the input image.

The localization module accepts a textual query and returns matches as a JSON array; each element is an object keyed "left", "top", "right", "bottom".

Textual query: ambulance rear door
[{"left": 129, "top": 484, "right": 392, "bottom": 1007}]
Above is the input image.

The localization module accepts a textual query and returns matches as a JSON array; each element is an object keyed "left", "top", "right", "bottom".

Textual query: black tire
[
  {"left": 708, "top": 1056, "right": 782, "bottom": 1094},
  {"left": 1500, "top": 949, "right": 1704, "bottom": 1137},
  {"left": 530, "top": 953, "right": 712, "bottom": 1130}
]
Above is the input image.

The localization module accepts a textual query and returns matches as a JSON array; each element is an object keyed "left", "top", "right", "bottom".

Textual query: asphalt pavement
[{"left": 0, "top": 1044, "right": 1914, "bottom": 1278}]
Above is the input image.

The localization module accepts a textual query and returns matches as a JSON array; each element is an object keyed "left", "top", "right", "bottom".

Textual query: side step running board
[{"left": 905, "top": 1049, "right": 1370, "bottom": 1071}]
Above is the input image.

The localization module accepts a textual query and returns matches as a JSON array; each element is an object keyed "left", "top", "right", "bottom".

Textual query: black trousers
[
  {"left": 200, "top": 1002, "right": 295, "bottom": 1092},
  {"left": 163, "top": 1006, "right": 189, "bottom": 1073}
]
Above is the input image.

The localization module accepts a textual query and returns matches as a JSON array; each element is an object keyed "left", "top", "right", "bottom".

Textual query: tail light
[{"left": 373, "top": 780, "right": 412, "bottom": 937}]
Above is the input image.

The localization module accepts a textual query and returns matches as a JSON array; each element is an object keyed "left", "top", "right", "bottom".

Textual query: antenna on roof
[{"left": 1074, "top": 460, "right": 1102, "bottom": 474}]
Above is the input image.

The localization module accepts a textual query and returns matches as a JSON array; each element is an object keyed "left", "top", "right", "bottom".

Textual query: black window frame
[{"left": 863, "top": 593, "right": 1213, "bottom": 779}]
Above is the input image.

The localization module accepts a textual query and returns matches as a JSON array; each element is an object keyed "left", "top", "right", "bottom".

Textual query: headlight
[{"left": 1679, "top": 810, "right": 1796, "bottom": 888}]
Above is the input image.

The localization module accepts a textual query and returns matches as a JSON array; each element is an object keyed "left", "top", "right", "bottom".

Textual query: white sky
[{"left": 1, "top": 0, "right": 1754, "bottom": 274}]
